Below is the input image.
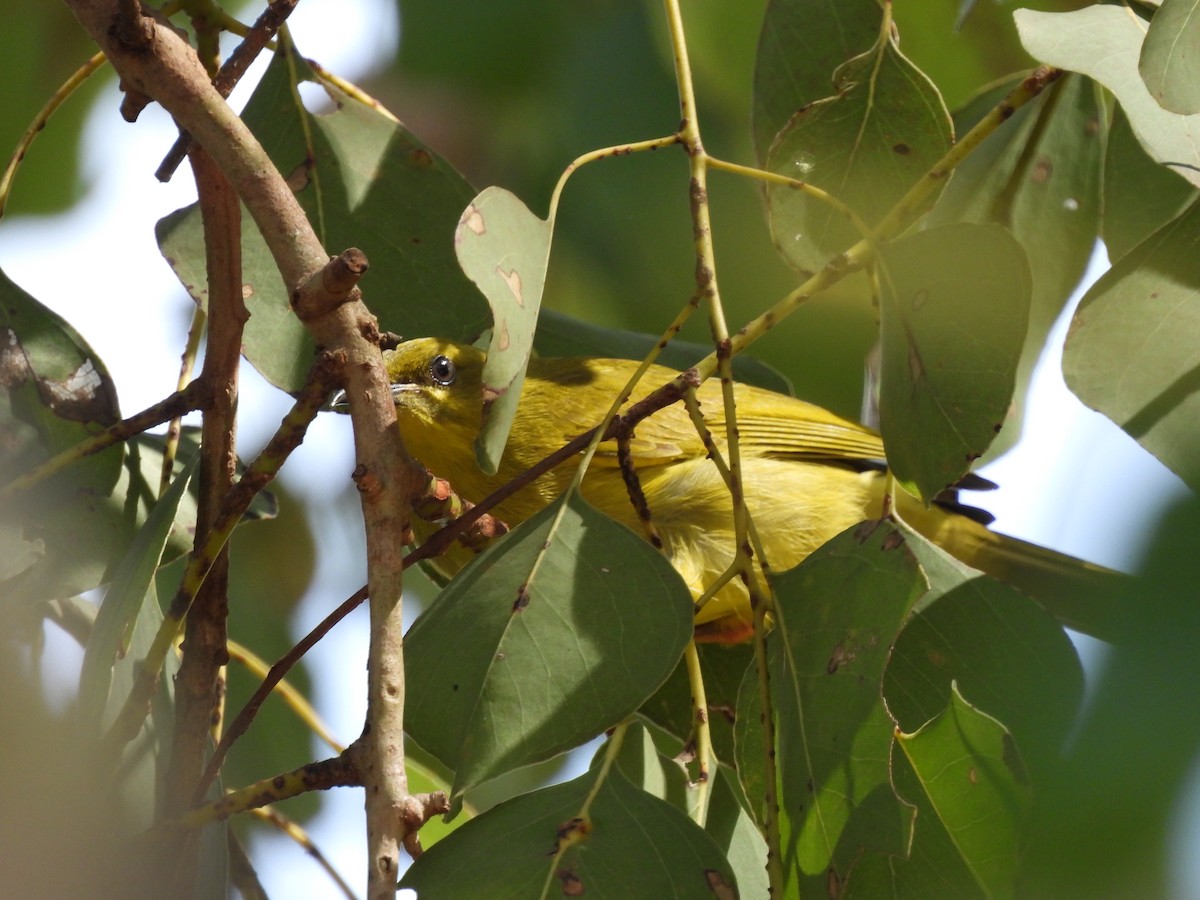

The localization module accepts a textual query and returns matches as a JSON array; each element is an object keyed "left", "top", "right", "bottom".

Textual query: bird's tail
[{"left": 898, "top": 493, "right": 1125, "bottom": 641}]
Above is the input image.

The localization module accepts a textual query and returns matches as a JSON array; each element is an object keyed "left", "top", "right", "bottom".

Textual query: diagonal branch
[{"left": 62, "top": 3, "right": 425, "bottom": 896}]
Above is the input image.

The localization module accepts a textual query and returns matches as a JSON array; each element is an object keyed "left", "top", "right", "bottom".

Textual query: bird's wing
[{"left": 525, "top": 357, "right": 885, "bottom": 467}]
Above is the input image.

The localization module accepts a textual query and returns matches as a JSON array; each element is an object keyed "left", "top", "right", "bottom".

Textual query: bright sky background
[{"left": 1, "top": 2, "right": 1194, "bottom": 897}]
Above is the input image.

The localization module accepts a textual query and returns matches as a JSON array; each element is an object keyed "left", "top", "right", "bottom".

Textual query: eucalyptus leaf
[
  {"left": 400, "top": 763, "right": 739, "bottom": 899},
  {"left": 769, "top": 519, "right": 926, "bottom": 885},
  {"left": 454, "top": 186, "right": 552, "bottom": 474},
  {"left": 1016, "top": 5, "right": 1200, "bottom": 188},
  {"left": 1103, "top": 105, "right": 1198, "bottom": 262},
  {"left": 1138, "top": 0, "right": 1200, "bottom": 115},
  {"left": 887, "top": 525, "right": 1084, "bottom": 781},
  {"left": 897, "top": 685, "right": 1031, "bottom": 900},
  {"left": 1063, "top": 195, "right": 1200, "bottom": 492},
  {"left": 878, "top": 224, "right": 1031, "bottom": 500},
  {"left": 404, "top": 492, "right": 693, "bottom": 795},
  {"left": 927, "top": 74, "right": 1104, "bottom": 460},
  {"left": 77, "top": 456, "right": 196, "bottom": 734},
  {"left": 766, "top": 26, "right": 952, "bottom": 273},
  {"left": 0, "top": 434, "right": 198, "bottom": 606},
  {"left": 752, "top": 0, "right": 882, "bottom": 162}
]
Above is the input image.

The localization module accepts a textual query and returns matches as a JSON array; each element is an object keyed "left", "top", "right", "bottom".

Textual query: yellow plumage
[{"left": 384, "top": 337, "right": 1118, "bottom": 641}]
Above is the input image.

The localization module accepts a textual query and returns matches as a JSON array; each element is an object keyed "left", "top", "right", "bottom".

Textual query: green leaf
[
  {"left": 1103, "top": 104, "right": 1198, "bottom": 262},
  {"left": 454, "top": 186, "right": 552, "bottom": 474},
  {"left": 766, "top": 24, "right": 952, "bottom": 273},
  {"left": 878, "top": 223, "right": 1031, "bottom": 500},
  {"left": 637, "top": 641, "right": 753, "bottom": 769},
  {"left": 752, "top": 0, "right": 882, "bottom": 162},
  {"left": 0, "top": 267, "right": 124, "bottom": 593},
  {"left": 0, "top": 266, "right": 120, "bottom": 483},
  {"left": 78, "top": 456, "right": 196, "bottom": 733},
  {"left": 897, "top": 685, "right": 1032, "bottom": 900},
  {"left": 1139, "top": 0, "right": 1200, "bottom": 115},
  {"left": 927, "top": 74, "right": 1105, "bottom": 460},
  {"left": 886, "top": 524, "right": 1084, "bottom": 781},
  {"left": 1063, "top": 194, "right": 1200, "bottom": 492},
  {"left": 157, "top": 46, "right": 488, "bottom": 392},
  {"left": 1016, "top": 5, "right": 1200, "bottom": 188},
  {"left": 400, "top": 763, "right": 740, "bottom": 899},
  {"left": 404, "top": 492, "right": 694, "bottom": 795},
  {"left": 769, "top": 519, "right": 926, "bottom": 883},
  {"left": 613, "top": 714, "right": 769, "bottom": 898},
  {"left": 0, "top": 433, "right": 198, "bottom": 607}
]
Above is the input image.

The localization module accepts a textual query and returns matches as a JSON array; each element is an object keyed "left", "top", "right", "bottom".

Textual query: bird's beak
[{"left": 328, "top": 383, "right": 419, "bottom": 413}]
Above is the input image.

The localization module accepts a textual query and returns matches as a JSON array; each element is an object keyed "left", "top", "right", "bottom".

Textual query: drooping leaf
[
  {"left": 897, "top": 685, "right": 1032, "bottom": 900},
  {"left": 1016, "top": 5, "right": 1200, "bottom": 188},
  {"left": 927, "top": 74, "right": 1104, "bottom": 460},
  {"left": 404, "top": 492, "right": 693, "bottom": 795},
  {"left": 400, "top": 762, "right": 739, "bottom": 899},
  {"left": 77, "top": 456, "right": 196, "bottom": 733},
  {"left": 1139, "top": 0, "right": 1200, "bottom": 116},
  {"left": 878, "top": 223, "right": 1031, "bottom": 500},
  {"left": 157, "top": 46, "right": 488, "bottom": 392},
  {"left": 454, "top": 186, "right": 552, "bottom": 474},
  {"left": 751, "top": 0, "right": 882, "bottom": 162},
  {"left": 766, "top": 22, "right": 953, "bottom": 273},
  {"left": 1063, "top": 195, "right": 1200, "bottom": 492},
  {"left": 1103, "top": 104, "right": 1198, "bottom": 262},
  {"left": 768, "top": 519, "right": 926, "bottom": 887}
]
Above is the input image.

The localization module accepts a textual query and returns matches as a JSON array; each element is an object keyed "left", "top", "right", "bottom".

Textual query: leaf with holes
[
  {"left": 404, "top": 492, "right": 693, "bottom": 795},
  {"left": 454, "top": 186, "right": 552, "bottom": 474}
]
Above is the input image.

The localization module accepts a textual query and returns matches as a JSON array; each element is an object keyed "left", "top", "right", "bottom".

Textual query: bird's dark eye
[{"left": 429, "top": 354, "right": 456, "bottom": 386}]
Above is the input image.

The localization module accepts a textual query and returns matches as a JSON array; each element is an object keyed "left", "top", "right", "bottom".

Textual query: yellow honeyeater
[{"left": 380, "top": 337, "right": 1119, "bottom": 642}]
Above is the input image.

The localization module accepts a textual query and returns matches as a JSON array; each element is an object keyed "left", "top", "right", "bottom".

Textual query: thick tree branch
[{"left": 63, "top": 3, "right": 424, "bottom": 895}]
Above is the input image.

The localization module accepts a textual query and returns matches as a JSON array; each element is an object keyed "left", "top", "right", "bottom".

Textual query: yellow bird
[{"left": 382, "top": 337, "right": 1119, "bottom": 642}]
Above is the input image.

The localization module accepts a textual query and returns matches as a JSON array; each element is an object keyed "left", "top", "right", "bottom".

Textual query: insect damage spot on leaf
[
  {"left": 459, "top": 204, "right": 485, "bottom": 236},
  {"left": 853, "top": 520, "right": 880, "bottom": 543},
  {"left": 557, "top": 870, "right": 584, "bottom": 897},
  {"left": 553, "top": 816, "right": 590, "bottom": 853},
  {"left": 705, "top": 869, "right": 738, "bottom": 900},
  {"left": 496, "top": 266, "right": 524, "bottom": 306},
  {"left": 285, "top": 160, "right": 310, "bottom": 192},
  {"left": 512, "top": 585, "right": 530, "bottom": 612},
  {"left": 0, "top": 327, "right": 31, "bottom": 388},
  {"left": 42, "top": 359, "right": 112, "bottom": 423}
]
